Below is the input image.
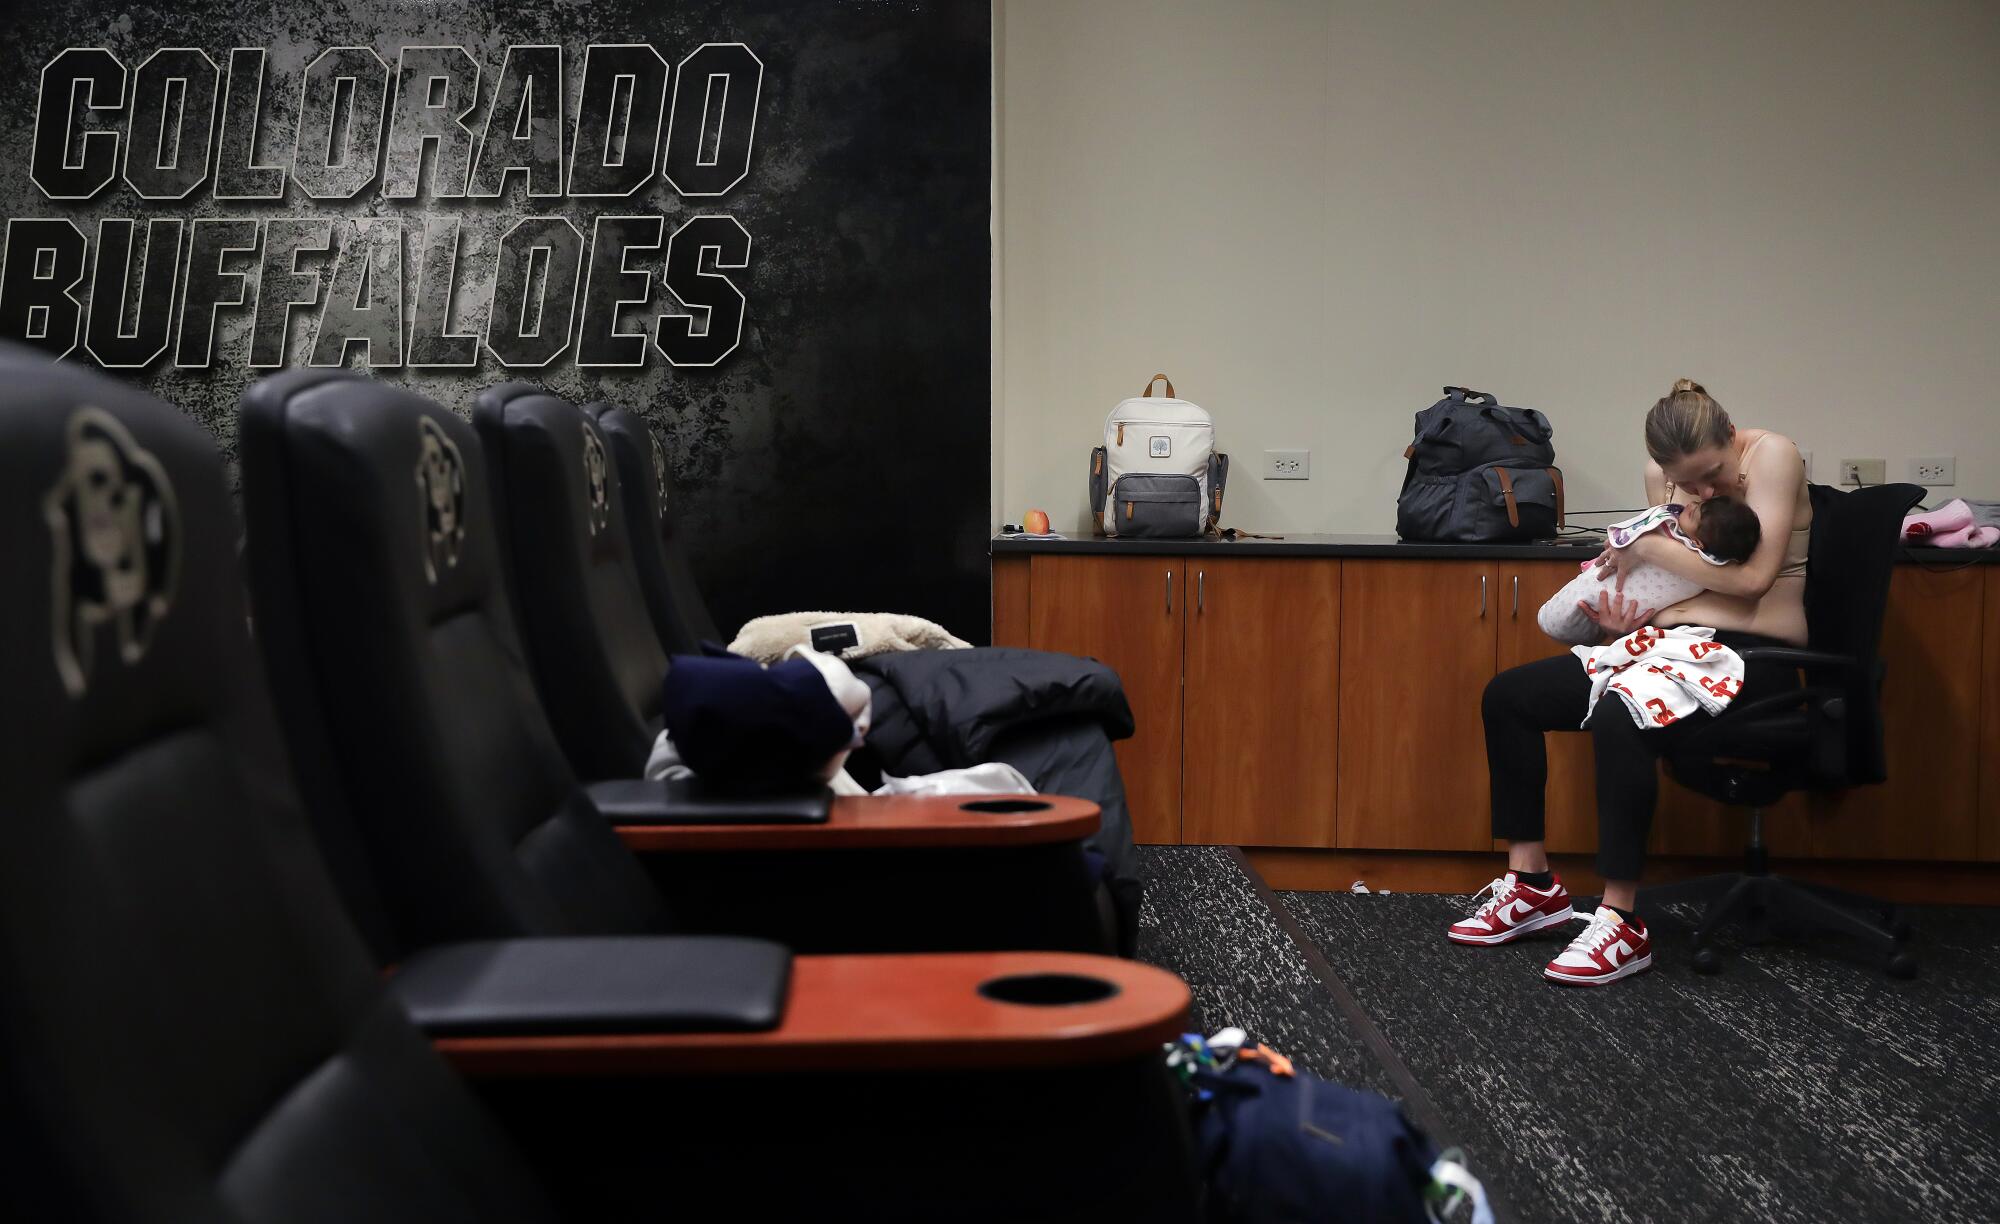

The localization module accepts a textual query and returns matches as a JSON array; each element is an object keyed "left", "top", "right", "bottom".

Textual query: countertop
[{"left": 990, "top": 532, "right": 2000, "bottom": 566}]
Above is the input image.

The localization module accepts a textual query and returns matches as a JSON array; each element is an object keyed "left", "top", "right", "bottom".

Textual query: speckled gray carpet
[{"left": 1137, "top": 846, "right": 2000, "bottom": 1224}]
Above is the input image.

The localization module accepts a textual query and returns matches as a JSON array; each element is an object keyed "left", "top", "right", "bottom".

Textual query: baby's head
[{"left": 1678, "top": 495, "right": 1761, "bottom": 563}]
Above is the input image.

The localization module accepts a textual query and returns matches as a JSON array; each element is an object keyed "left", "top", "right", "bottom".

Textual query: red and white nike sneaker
[
  {"left": 1447, "top": 873, "right": 1576, "bottom": 945},
  {"left": 1543, "top": 906, "right": 1653, "bottom": 986}
]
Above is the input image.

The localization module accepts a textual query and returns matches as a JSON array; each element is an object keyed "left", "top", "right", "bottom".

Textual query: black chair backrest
[
  {"left": 0, "top": 349, "right": 553, "bottom": 1222},
  {"left": 473, "top": 386, "right": 668, "bottom": 781},
  {"left": 1802, "top": 482, "right": 1925, "bottom": 786},
  {"left": 239, "top": 370, "right": 671, "bottom": 951},
  {"left": 586, "top": 402, "right": 725, "bottom": 654}
]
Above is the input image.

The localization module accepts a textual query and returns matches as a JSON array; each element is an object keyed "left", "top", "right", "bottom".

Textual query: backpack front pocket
[{"left": 1111, "top": 473, "right": 1202, "bottom": 538}]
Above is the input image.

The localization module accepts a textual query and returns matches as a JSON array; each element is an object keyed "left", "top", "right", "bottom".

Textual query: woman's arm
[{"left": 1606, "top": 439, "right": 1803, "bottom": 600}]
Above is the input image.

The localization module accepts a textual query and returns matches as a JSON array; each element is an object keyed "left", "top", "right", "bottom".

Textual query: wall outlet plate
[
  {"left": 1264, "top": 449, "right": 1309, "bottom": 479},
  {"left": 1838, "top": 458, "right": 1885, "bottom": 486},
  {"left": 1909, "top": 456, "right": 1955, "bottom": 485}
]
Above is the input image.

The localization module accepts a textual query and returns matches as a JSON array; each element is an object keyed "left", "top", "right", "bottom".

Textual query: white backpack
[{"left": 1089, "top": 374, "right": 1228, "bottom": 537}]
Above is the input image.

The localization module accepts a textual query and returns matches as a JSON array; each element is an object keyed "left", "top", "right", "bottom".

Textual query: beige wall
[{"left": 995, "top": 0, "right": 2000, "bottom": 536}]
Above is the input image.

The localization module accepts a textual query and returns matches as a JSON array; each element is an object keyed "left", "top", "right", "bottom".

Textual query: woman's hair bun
[{"left": 1671, "top": 377, "right": 1706, "bottom": 396}]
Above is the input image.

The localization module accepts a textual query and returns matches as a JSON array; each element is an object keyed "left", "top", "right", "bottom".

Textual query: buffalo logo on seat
[
  {"left": 582, "top": 422, "right": 611, "bottom": 536},
  {"left": 414, "top": 417, "right": 466, "bottom": 582},
  {"left": 43, "top": 407, "right": 181, "bottom": 697}
]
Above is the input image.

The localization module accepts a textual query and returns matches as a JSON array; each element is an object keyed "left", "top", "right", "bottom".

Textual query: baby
[{"left": 1538, "top": 497, "right": 1762, "bottom": 645}]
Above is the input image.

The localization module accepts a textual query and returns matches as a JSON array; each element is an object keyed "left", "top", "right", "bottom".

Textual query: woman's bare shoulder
[{"left": 1745, "top": 427, "right": 1801, "bottom": 464}]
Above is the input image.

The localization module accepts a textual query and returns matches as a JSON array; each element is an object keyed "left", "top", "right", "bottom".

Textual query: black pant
[{"left": 1482, "top": 632, "right": 1798, "bottom": 881}]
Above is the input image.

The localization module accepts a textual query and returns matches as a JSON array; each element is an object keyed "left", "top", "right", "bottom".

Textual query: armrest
[
  {"left": 1736, "top": 646, "right": 1863, "bottom": 672},
  {"left": 587, "top": 777, "right": 831, "bottom": 825},
  {"left": 432, "top": 951, "right": 1189, "bottom": 1077},
  {"left": 615, "top": 793, "right": 1101, "bottom": 853},
  {"left": 389, "top": 936, "right": 791, "bottom": 1035}
]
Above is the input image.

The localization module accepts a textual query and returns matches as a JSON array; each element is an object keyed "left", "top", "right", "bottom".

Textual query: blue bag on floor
[{"left": 1173, "top": 1037, "right": 1461, "bottom": 1224}]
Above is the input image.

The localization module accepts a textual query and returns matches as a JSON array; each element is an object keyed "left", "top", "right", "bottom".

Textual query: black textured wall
[{"left": 0, "top": 0, "right": 992, "bottom": 643}]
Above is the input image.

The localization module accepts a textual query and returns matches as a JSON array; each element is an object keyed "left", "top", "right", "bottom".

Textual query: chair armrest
[
  {"left": 1706, "top": 685, "right": 1843, "bottom": 727},
  {"left": 431, "top": 951, "right": 1189, "bottom": 1077},
  {"left": 1736, "top": 646, "right": 1863, "bottom": 672},
  {"left": 389, "top": 936, "right": 791, "bottom": 1035},
  {"left": 615, "top": 794, "right": 1101, "bottom": 853},
  {"left": 587, "top": 777, "right": 831, "bottom": 825}
]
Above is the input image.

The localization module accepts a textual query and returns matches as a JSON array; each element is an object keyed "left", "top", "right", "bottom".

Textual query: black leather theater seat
[
  {"left": 0, "top": 347, "right": 560, "bottom": 1223},
  {"left": 585, "top": 400, "right": 724, "bottom": 654},
  {"left": 239, "top": 370, "right": 1111, "bottom": 959},
  {"left": 473, "top": 383, "right": 671, "bottom": 782}
]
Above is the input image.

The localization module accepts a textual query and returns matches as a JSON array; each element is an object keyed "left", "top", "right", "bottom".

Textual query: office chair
[
  {"left": 1640, "top": 482, "right": 1925, "bottom": 979},
  {"left": 585, "top": 399, "right": 726, "bottom": 654},
  {"left": 238, "top": 370, "right": 1113, "bottom": 957}
]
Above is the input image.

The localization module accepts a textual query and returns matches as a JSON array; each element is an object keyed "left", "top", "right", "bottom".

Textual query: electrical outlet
[
  {"left": 1264, "top": 449, "right": 1309, "bottom": 480},
  {"left": 1838, "top": 458, "right": 1885, "bottom": 486},
  {"left": 1909, "top": 456, "right": 1955, "bottom": 485}
]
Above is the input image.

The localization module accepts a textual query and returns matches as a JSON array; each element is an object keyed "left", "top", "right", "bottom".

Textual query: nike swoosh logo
[
  {"left": 1602, "top": 941, "right": 1629, "bottom": 968},
  {"left": 1498, "top": 898, "right": 1536, "bottom": 923}
]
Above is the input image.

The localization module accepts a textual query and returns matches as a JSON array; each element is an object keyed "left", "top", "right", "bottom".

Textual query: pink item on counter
[
  {"left": 1924, "top": 523, "right": 2000, "bottom": 549},
  {"left": 1903, "top": 499, "right": 1973, "bottom": 541}
]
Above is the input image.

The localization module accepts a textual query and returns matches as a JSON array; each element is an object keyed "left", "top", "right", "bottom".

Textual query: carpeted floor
[{"left": 1136, "top": 845, "right": 2000, "bottom": 1224}]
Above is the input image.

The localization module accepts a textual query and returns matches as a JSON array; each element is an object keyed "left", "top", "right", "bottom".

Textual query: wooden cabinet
[
  {"left": 1182, "top": 559, "right": 1340, "bottom": 846},
  {"left": 1494, "top": 559, "right": 1599, "bottom": 853},
  {"left": 1810, "top": 565, "right": 1987, "bottom": 861},
  {"left": 1023, "top": 554, "right": 1185, "bottom": 844},
  {"left": 1983, "top": 568, "right": 2000, "bottom": 861},
  {"left": 1336, "top": 561, "right": 1498, "bottom": 850},
  {"left": 996, "top": 547, "right": 2000, "bottom": 873}
]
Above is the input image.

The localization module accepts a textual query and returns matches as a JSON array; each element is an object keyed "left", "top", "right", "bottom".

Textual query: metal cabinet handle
[
  {"left": 1479, "top": 574, "right": 1487, "bottom": 618},
  {"left": 1166, "top": 570, "right": 1173, "bottom": 614},
  {"left": 1198, "top": 570, "right": 1205, "bottom": 612},
  {"left": 1512, "top": 574, "right": 1519, "bottom": 617}
]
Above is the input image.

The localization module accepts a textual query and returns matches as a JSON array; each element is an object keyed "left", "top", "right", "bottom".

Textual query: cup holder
[
  {"left": 977, "top": 973, "right": 1120, "bottom": 1006},
  {"left": 959, "top": 798, "right": 1053, "bottom": 814}
]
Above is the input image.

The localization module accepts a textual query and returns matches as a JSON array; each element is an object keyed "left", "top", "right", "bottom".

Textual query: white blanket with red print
[{"left": 1572, "top": 625, "right": 1745, "bottom": 730}]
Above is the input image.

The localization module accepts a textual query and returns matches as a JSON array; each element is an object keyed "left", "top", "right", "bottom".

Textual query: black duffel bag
[{"left": 1396, "top": 386, "right": 1565, "bottom": 542}]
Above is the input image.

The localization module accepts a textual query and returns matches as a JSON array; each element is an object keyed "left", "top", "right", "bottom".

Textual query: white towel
[{"left": 1572, "top": 625, "right": 1745, "bottom": 730}]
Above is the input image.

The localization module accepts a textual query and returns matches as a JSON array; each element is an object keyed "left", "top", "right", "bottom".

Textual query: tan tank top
[{"left": 1666, "top": 432, "right": 1810, "bottom": 578}]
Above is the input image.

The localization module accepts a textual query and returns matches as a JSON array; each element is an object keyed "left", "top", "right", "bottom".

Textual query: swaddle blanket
[
  {"left": 1538, "top": 505, "right": 1730, "bottom": 646},
  {"left": 1573, "top": 625, "right": 1745, "bottom": 730}
]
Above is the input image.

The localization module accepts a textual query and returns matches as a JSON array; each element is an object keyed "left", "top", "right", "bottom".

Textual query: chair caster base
[
  {"left": 1690, "top": 946, "right": 1721, "bottom": 975},
  {"left": 1887, "top": 952, "right": 1918, "bottom": 980}
]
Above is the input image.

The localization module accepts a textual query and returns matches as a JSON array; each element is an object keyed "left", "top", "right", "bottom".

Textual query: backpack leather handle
[
  {"left": 1494, "top": 466, "right": 1522, "bottom": 529},
  {"left": 1141, "top": 374, "right": 1176, "bottom": 399}
]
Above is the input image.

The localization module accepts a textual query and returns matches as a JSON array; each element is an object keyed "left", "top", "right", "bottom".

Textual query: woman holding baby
[{"left": 1448, "top": 378, "right": 1813, "bottom": 987}]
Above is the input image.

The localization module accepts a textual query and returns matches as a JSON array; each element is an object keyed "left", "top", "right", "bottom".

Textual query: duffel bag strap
[
  {"left": 1494, "top": 466, "right": 1522, "bottom": 529},
  {"left": 1443, "top": 386, "right": 1496, "bottom": 404},
  {"left": 1141, "top": 373, "right": 1176, "bottom": 398},
  {"left": 1548, "top": 466, "right": 1566, "bottom": 527}
]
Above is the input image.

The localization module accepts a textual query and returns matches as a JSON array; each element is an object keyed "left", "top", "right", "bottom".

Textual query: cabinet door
[
  {"left": 1026, "top": 554, "right": 1185, "bottom": 844},
  {"left": 1811, "top": 565, "right": 1985, "bottom": 860},
  {"left": 1182, "top": 558, "right": 1340, "bottom": 846},
  {"left": 1983, "top": 568, "right": 2000, "bottom": 861},
  {"left": 1494, "top": 560, "right": 1599, "bottom": 853},
  {"left": 1337, "top": 560, "right": 1498, "bottom": 849},
  {"left": 991, "top": 557, "right": 1031, "bottom": 647}
]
